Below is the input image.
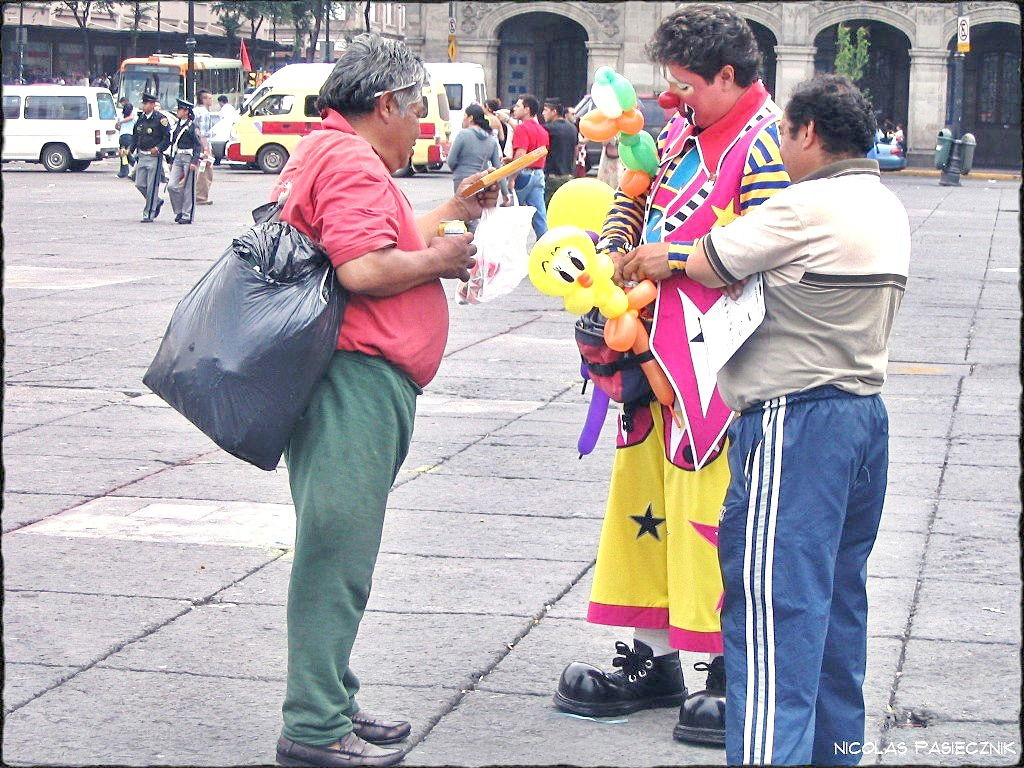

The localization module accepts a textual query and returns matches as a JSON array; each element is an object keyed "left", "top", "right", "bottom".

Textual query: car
[
  {"left": 573, "top": 93, "right": 675, "bottom": 171},
  {"left": 867, "top": 140, "right": 907, "bottom": 171}
]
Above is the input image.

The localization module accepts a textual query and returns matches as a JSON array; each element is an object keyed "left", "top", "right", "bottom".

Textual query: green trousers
[{"left": 282, "top": 350, "right": 419, "bottom": 745}]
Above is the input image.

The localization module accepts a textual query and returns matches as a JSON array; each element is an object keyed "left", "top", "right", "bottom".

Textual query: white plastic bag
[{"left": 457, "top": 205, "right": 535, "bottom": 304}]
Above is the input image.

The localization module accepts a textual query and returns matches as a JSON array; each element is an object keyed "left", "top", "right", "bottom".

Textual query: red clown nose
[{"left": 657, "top": 91, "right": 682, "bottom": 110}]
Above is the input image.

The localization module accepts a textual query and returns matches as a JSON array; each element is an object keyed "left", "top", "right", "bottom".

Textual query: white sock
[{"left": 632, "top": 627, "right": 675, "bottom": 657}]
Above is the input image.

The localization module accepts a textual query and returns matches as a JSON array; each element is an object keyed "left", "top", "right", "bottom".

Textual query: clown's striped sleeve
[
  {"left": 740, "top": 121, "right": 790, "bottom": 212},
  {"left": 596, "top": 116, "right": 679, "bottom": 256}
]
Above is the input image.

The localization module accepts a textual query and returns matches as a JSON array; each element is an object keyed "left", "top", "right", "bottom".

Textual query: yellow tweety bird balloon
[{"left": 528, "top": 226, "right": 629, "bottom": 318}]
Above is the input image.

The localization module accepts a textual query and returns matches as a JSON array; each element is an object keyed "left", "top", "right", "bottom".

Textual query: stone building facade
[{"left": 404, "top": 1, "right": 1021, "bottom": 169}]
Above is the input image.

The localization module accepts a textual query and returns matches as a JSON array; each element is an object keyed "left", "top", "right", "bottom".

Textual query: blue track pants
[{"left": 719, "top": 386, "right": 889, "bottom": 765}]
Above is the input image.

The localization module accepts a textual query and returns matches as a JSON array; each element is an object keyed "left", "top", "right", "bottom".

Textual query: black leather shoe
[
  {"left": 673, "top": 656, "right": 726, "bottom": 746},
  {"left": 140, "top": 215, "right": 153, "bottom": 223},
  {"left": 153, "top": 199, "right": 163, "bottom": 219},
  {"left": 351, "top": 709, "right": 411, "bottom": 745},
  {"left": 276, "top": 733, "right": 404, "bottom": 767},
  {"left": 174, "top": 213, "right": 183, "bottom": 223},
  {"left": 553, "top": 640, "right": 687, "bottom": 717}
]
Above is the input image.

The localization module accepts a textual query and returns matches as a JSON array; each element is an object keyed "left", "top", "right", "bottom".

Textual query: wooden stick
[{"left": 458, "top": 147, "right": 548, "bottom": 197}]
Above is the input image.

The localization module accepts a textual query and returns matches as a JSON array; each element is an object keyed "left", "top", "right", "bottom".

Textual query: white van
[
  {"left": 2, "top": 85, "right": 119, "bottom": 171},
  {"left": 424, "top": 62, "right": 487, "bottom": 143},
  {"left": 241, "top": 63, "right": 336, "bottom": 114}
]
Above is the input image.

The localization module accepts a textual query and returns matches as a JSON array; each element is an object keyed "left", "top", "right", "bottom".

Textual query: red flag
[{"left": 240, "top": 39, "right": 253, "bottom": 71}]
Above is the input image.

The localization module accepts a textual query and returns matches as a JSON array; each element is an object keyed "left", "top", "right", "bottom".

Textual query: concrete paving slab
[
  {"left": 931, "top": 499, "right": 1020, "bottom": 539},
  {"left": 885, "top": 462, "right": 945, "bottom": 498},
  {"left": 913, "top": 579, "right": 1021, "bottom": 645},
  {"left": 946, "top": 437, "right": 1019, "bottom": 467},
  {"left": 937, "top": 463, "right": 1020, "bottom": 503},
  {"left": 386, "top": 472, "right": 610, "bottom": 519},
  {"left": 109, "top": 461, "right": 294, "bottom": 505},
  {"left": 434, "top": 442, "right": 615, "bottom": 482},
  {"left": 2, "top": 454, "right": 169, "bottom": 497},
  {"left": 49, "top": 401, "right": 200, "bottom": 433},
  {"left": 879, "top": 495, "right": 935, "bottom": 534},
  {"left": 1, "top": 492, "right": 91, "bottom": 533},
  {"left": 2, "top": 533, "right": 283, "bottom": 600},
  {"left": 894, "top": 639, "right": 1021, "bottom": 723},
  {"left": 866, "top": 577, "right": 917, "bottom": 638},
  {"left": 921, "top": 533, "right": 1020, "bottom": 585},
  {"left": 3, "top": 589, "right": 190, "bottom": 670},
  {"left": 99, "top": 601, "right": 527, "bottom": 691},
  {"left": 3, "top": 663, "right": 79, "bottom": 715},
  {"left": 217, "top": 552, "right": 590, "bottom": 618},
  {"left": 380, "top": 507, "right": 602, "bottom": 562},
  {"left": 952, "top": 412, "right": 1022, "bottom": 438},
  {"left": 2, "top": 422, "right": 217, "bottom": 462},
  {"left": 868, "top": 531, "right": 928, "bottom": 579}
]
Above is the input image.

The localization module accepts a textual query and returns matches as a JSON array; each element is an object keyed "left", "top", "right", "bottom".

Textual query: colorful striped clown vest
[{"left": 628, "top": 85, "right": 782, "bottom": 470}]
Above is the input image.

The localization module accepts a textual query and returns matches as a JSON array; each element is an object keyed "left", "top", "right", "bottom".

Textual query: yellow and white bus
[{"left": 118, "top": 54, "right": 244, "bottom": 108}]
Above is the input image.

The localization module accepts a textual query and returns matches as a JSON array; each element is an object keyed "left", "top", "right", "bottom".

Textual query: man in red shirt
[
  {"left": 270, "top": 34, "right": 496, "bottom": 768},
  {"left": 508, "top": 93, "right": 550, "bottom": 238}
]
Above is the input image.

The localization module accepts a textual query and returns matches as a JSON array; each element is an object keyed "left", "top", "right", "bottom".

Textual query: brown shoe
[
  {"left": 351, "top": 709, "right": 412, "bottom": 745},
  {"left": 276, "top": 732, "right": 404, "bottom": 767}
]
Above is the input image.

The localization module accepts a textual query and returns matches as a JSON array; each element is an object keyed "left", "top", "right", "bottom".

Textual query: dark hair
[
  {"left": 218, "top": 94, "right": 228, "bottom": 104},
  {"left": 517, "top": 94, "right": 540, "bottom": 117},
  {"left": 316, "top": 33, "right": 426, "bottom": 115},
  {"left": 543, "top": 98, "right": 566, "bottom": 117},
  {"left": 646, "top": 4, "right": 761, "bottom": 87},
  {"left": 485, "top": 98, "right": 501, "bottom": 113},
  {"left": 784, "top": 74, "right": 877, "bottom": 156},
  {"left": 197, "top": 89, "right": 211, "bottom": 99},
  {"left": 465, "top": 102, "right": 491, "bottom": 132}
]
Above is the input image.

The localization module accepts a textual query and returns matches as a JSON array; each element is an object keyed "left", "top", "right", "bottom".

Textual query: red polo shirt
[
  {"left": 272, "top": 109, "right": 448, "bottom": 388},
  {"left": 511, "top": 117, "right": 549, "bottom": 168}
]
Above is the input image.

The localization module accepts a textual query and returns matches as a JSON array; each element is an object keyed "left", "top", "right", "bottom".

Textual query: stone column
[
  {"left": 458, "top": 39, "right": 500, "bottom": 99},
  {"left": 906, "top": 47, "right": 950, "bottom": 168},
  {"left": 772, "top": 44, "right": 816, "bottom": 106},
  {"left": 585, "top": 41, "right": 623, "bottom": 85}
]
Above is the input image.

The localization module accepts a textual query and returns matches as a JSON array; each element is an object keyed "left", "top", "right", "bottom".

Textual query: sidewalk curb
[{"left": 897, "top": 168, "right": 1021, "bottom": 181}]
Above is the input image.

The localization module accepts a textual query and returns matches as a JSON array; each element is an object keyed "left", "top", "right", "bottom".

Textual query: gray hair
[{"left": 316, "top": 33, "right": 427, "bottom": 116}]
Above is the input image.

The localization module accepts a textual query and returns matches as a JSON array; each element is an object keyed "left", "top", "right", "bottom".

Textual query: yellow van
[{"left": 227, "top": 75, "right": 451, "bottom": 175}]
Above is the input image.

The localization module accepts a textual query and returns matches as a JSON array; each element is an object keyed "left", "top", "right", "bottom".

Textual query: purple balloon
[
  {"left": 578, "top": 386, "right": 610, "bottom": 457},
  {"left": 585, "top": 230, "right": 599, "bottom": 245}
]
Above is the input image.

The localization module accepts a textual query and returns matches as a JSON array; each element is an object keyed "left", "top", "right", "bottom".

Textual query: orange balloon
[
  {"left": 617, "top": 108, "right": 645, "bottom": 135},
  {"left": 631, "top": 325, "right": 675, "bottom": 408},
  {"left": 620, "top": 169, "right": 651, "bottom": 198},
  {"left": 627, "top": 280, "right": 658, "bottom": 310},
  {"left": 604, "top": 311, "right": 638, "bottom": 352},
  {"left": 580, "top": 110, "right": 619, "bottom": 142}
]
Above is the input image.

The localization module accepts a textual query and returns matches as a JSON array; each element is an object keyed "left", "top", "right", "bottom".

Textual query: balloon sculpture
[
  {"left": 529, "top": 228, "right": 680, "bottom": 445},
  {"left": 528, "top": 227, "right": 629, "bottom": 318},
  {"left": 580, "top": 67, "right": 659, "bottom": 199},
  {"left": 547, "top": 177, "right": 615, "bottom": 235}
]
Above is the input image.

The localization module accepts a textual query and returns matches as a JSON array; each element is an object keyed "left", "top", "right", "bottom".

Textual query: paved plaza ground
[{"left": 1, "top": 161, "right": 1021, "bottom": 766}]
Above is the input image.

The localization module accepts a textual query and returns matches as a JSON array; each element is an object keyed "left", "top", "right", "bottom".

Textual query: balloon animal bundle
[
  {"left": 579, "top": 67, "right": 659, "bottom": 199},
  {"left": 529, "top": 224, "right": 677, "bottom": 454}
]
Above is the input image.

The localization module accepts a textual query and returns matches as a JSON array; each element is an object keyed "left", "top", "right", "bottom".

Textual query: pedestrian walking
[
  {"left": 541, "top": 98, "right": 577, "bottom": 204},
  {"left": 554, "top": 5, "right": 790, "bottom": 748},
  {"left": 507, "top": 94, "right": 550, "bottom": 238},
  {"left": 193, "top": 90, "right": 217, "bottom": 204},
  {"left": 130, "top": 92, "right": 171, "bottom": 222},
  {"left": 166, "top": 98, "right": 201, "bottom": 224},
  {"left": 446, "top": 103, "right": 506, "bottom": 202},
  {"left": 484, "top": 98, "right": 507, "bottom": 151},
  {"left": 267, "top": 33, "right": 496, "bottom": 768},
  {"left": 115, "top": 97, "right": 137, "bottom": 178},
  {"left": 212, "top": 95, "right": 240, "bottom": 165},
  {"left": 682, "top": 74, "right": 910, "bottom": 766}
]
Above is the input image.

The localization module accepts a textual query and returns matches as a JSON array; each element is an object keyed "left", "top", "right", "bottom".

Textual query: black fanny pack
[{"left": 575, "top": 309, "right": 653, "bottom": 405}]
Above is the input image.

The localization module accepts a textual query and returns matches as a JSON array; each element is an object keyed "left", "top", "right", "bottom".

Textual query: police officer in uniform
[
  {"left": 166, "top": 98, "right": 201, "bottom": 224},
  {"left": 131, "top": 92, "right": 171, "bottom": 222}
]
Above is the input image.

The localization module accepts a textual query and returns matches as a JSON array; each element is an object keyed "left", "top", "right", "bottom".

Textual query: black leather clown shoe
[
  {"left": 673, "top": 656, "right": 726, "bottom": 746},
  {"left": 553, "top": 640, "right": 687, "bottom": 717}
]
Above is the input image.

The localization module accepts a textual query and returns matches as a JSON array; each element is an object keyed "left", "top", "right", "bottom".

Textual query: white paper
[{"left": 699, "top": 273, "right": 766, "bottom": 374}]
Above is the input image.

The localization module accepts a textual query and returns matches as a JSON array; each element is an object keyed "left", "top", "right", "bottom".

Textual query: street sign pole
[
  {"left": 448, "top": 1, "right": 457, "bottom": 61},
  {"left": 185, "top": 0, "right": 196, "bottom": 102},
  {"left": 940, "top": 3, "right": 968, "bottom": 186},
  {"left": 17, "top": 3, "right": 26, "bottom": 83}
]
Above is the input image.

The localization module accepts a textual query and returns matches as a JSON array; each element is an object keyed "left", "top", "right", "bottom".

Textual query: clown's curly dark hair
[
  {"left": 785, "top": 75, "right": 877, "bottom": 156},
  {"left": 646, "top": 4, "right": 761, "bottom": 86}
]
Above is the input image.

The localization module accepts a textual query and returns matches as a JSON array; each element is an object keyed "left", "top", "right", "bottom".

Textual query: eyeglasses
[{"left": 372, "top": 81, "right": 420, "bottom": 99}]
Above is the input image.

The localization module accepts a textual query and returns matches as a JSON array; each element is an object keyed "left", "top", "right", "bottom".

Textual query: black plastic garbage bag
[{"left": 144, "top": 205, "right": 346, "bottom": 471}]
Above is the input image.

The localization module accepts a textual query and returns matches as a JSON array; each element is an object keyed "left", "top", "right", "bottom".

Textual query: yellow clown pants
[{"left": 587, "top": 403, "right": 731, "bottom": 652}]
